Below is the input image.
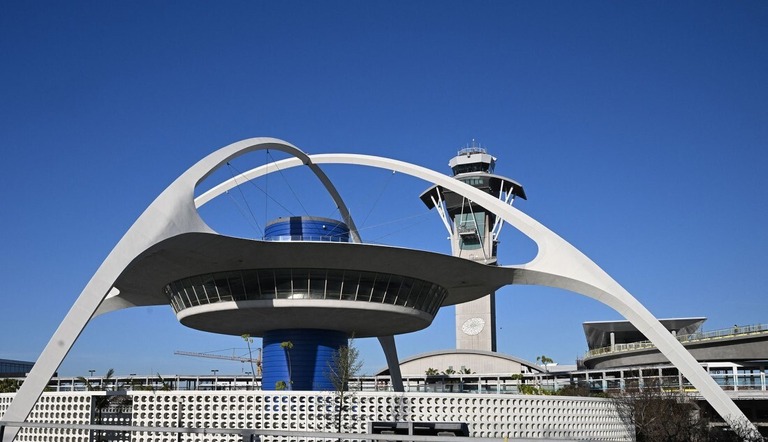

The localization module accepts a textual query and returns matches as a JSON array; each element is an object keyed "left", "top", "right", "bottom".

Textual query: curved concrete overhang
[
  {"left": 375, "top": 349, "right": 543, "bottom": 376},
  {"left": 420, "top": 173, "right": 527, "bottom": 209},
  {"left": 177, "top": 299, "right": 434, "bottom": 337},
  {"left": 101, "top": 232, "right": 521, "bottom": 314},
  {"left": 583, "top": 317, "right": 707, "bottom": 350}
]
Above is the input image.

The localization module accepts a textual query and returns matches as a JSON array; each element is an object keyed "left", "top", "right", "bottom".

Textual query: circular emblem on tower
[{"left": 461, "top": 317, "right": 485, "bottom": 336}]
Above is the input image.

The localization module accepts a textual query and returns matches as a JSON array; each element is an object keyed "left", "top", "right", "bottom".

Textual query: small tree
[
  {"left": 612, "top": 379, "right": 710, "bottom": 441},
  {"left": 280, "top": 341, "right": 294, "bottom": 388},
  {"left": 711, "top": 417, "right": 765, "bottom": 442},
  {"left": 241, "top": 334, "right": 258, "bottom": 389},
  {"left": 425, "top": 367, "right": 439, "bottom": 376},
  {"left": 510, "top": 373, "right": 525, "bottom": 393},
  {"left": 0, "top": 378, "right": 21, "bottom": 393},
  {"left": 156, "top": 373, "right": 172, "bottom": 391},
  {"left": 327, "top": 339, "right": 363, "bottom": 435}
]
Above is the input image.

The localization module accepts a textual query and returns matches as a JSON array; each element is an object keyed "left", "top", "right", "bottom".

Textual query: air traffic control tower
[{"left": 420, "top": 142, "right": 526, "bottom": 352}]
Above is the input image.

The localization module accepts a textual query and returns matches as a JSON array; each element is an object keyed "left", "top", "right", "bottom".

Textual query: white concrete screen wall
[{"left": 1, "top": 391, "right": 632, "bottom": 441}]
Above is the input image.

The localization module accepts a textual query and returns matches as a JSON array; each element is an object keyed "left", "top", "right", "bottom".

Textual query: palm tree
[
  {"left": 536, "top": 355, "right": 553, "bottom": 373},
  {"left": 280, "top": 341, "right": 294, "bottom": 388},
  {"left": 77, "top": 369, "right": 123, "bottom": 442}
]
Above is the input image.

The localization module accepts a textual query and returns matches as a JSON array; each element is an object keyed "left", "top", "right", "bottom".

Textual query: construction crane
[{"left": 175, "top": 348, "right": 262, "bottom": 376}]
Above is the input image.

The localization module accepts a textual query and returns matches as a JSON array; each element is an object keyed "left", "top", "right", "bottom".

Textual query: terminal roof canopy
[{"left": 583, "top": 317, "right": 707, "bottom": 350}]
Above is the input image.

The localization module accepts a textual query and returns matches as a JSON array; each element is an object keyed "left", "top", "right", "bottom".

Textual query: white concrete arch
[
  {"left": 198, "top": 151, "right": 752, "bottom": 431},
  {"left": 3, "top": 139, "right": 754, "bottom": 439},
  {"left": 1, "top": 138, "right": 363, "bottom": 441}
]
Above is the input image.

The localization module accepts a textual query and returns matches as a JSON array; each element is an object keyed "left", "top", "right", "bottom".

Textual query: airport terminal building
[{"left": 1, "top": 138, "right": 764, "bottom": 441}]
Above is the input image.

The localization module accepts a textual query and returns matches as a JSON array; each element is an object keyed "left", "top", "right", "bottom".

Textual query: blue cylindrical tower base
[{"left": 262, "top": 329, "right": 348, "bottom": 391}]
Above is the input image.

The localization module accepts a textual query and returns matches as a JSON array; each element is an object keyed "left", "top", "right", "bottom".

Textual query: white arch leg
[
  {"left": 2, "top": 138, "right": 352, "bottom": 441},
  {"left": 378, "top": 336, "right": 404, "bottom": 392}
]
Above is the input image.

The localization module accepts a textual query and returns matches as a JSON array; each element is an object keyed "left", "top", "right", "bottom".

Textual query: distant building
[
  {"left": 0, "top": 360, "right": 34, "bottom": 378},
  {"left": 580, "top": 317, "right": 768, "bottom": 370}
]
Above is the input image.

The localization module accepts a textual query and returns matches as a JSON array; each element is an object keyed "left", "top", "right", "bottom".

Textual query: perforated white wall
[
  {"left": 1, "top": 392, "right": 91, "bottom": 441},
  {"left": 2, "top": 391, "right": 633, "bottom": 441}
]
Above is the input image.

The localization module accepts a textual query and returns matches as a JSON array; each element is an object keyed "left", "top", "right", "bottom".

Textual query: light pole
[{"left": 88, "top": 369, "right": 95, "bottom": 377}]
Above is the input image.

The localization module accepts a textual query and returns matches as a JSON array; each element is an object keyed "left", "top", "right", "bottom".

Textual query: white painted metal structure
[{"left": 1, "top": 137, "right": 755, "bottom": 440}]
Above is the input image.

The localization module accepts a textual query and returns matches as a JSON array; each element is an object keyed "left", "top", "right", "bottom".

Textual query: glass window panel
[
  {"left": 425, "top": 287, "right": 440, "bottom": 314},
  {"left": 429, "top": 288, "right": 447, "bottom": 314},
  {"left": 171, "top": 297, "right": 182, "bottom": 313},
  {"left": 341, "top": 272, "right": 360, "bottom": 301},
  {"left": 427, "top": 285, "right": 440, "bottom": 310},
  {"left": 356, "top": 272, "right": 375, "bottom": 302},
  {"left": 309, "top": 270, "right": 326, "bottom": 299},
  {"left": 405, "top": 280, "right": 424, "bottom": 307},
  {"left": 165, "top": 285, "right": 181, "bottom": 312},
  {"left": 228, "top": 272, "right": 246, "bottom": 301},
  {"left": 201, "top": 275, "right": 219, "bottom": 302},
  {"left": 428, "top": 285, "right": 442, "bottom": 311},
  {"left": 396, "top": 279, "right": 413, "bottom": 306},
  {"left": 187, "top": 276, "right": 205, "bottom": 305},
  {"left": 384, "top": 277, "right": 402, "bottom": 305},
  {"left": 240, "top": 271, "right": 259, "bottom": 299},
  {"left": 274, "top": 269, "right": 293, "bottom": 299},
  {"left": 165, "top": 282, "right": 177, "bottom": 305},
  {"left": 413, "top": 283, "right": 430, "bottom": 310},
  {"left": 325, "top": 272, "right": 343, "bottom": 300},
  {"left": 214, "top": 274, "right": 232, "bottom": 301},
  {"left": 257, "top": 270, "right": 276, "bottom": 299},
  {"left": 371, "top": 276, "right": 390, "bottom": 303},
  {"left": 175, "top": 280, "right": 187, "bottom": 306},
  {"left": 292, "top": 269, "right": 309, "bottom": 298}
]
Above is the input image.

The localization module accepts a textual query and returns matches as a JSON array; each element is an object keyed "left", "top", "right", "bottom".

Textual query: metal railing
[
  {"left": 0, "top": 421, "right": 534, "bottom": 442},
  {"left": 262, "top": 234, "right": 350, "bottom": 242},
  {"left": 457, "top": 146, "right": 487, "bottom": 156},
  {"left": 585, "top": 323, "right": 768, "bottom": 358}
]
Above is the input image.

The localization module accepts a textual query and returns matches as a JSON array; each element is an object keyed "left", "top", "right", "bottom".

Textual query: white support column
[{"left": 378, "top": 335, "right": 404, "bottom": 392}]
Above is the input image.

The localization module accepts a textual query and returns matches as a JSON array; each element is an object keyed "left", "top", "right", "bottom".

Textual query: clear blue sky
[{"left": 1, "top": 1, "right": 766, "bottom": 377}]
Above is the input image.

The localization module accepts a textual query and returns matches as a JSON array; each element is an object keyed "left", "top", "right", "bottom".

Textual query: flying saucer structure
[{"left": 2, "top": 137, "right": 756, "bottom": 440}]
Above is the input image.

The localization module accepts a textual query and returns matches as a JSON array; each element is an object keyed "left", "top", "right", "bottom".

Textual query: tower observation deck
[{"left": 420, "top": 141, "right": 526, "bottom": 352}]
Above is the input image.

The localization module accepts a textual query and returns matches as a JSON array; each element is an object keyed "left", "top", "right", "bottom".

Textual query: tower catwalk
[{"left": 421, "top": 141, "right": 526, "bottom": 351}]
